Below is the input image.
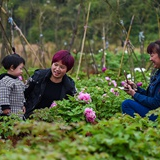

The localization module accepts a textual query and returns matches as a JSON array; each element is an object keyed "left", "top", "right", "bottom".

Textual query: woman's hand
[
  {"left": 124, "top": 84, "right": 136, "bottom": 96},
  {"left": 127, "top": 80, "right": 137, "bottom": 90},
  {"left": 22, "top": 106, "right": 26, "bottom": 113},
  {"left": 124, "top": 80, "right": 137, "bottom": 91}
]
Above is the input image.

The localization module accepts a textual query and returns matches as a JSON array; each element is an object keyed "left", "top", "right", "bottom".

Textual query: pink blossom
[
  {"left": 111, "top": 80, "right": 117, "bottom": 87},
  {"left": 110, "top": 88, "right": 119, "bottom": 96},
  {"left": 84, "top": 108, "right": 96, "bottom": 123},
  {"left": 18, "top": 76, "right": 23, "bottom": 81},
  {"left": 105, "top": 77, "right": 110, "bottom": 81},
  {"left": 102, "top": 67, "right": 107, "bottom": 72},
  {"left": 110, "top": 88, "right": 115, "bottom": 93},
  {"left": 102, "top": 93, "right": 107, "bottom": 97},
  {"left": 50, "top": 102, "right": 57, "bottom": 108},
  {"left": 78, "top": 92, "right": 92, "bottom": 103},
  {"left": 136, "top": 82, "right": 142, "bottom": 87}
]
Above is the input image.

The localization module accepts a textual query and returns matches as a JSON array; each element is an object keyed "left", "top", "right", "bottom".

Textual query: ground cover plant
[{"left": 0, "top": 111, "right": 160, "bottom": 160}]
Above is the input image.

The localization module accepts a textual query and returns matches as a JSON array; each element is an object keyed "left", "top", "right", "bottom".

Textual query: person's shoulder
[
  {"left": 32, "top": 68, "right": 50, "bottom": 81},
  {"left": 33, "top": 68, "right": 50, "bottom": 76},
  {"left": 0, "top": 75, "right": 16, "bottom": 87},
  {"left": 63, "top": 75, "right": 76, "bottom": 94},
  {"left": 63, "top": 75, "right": 75, "bottom": 87},
  {"left": 0, "top": 73, "right": 7, "bottom": 80}
]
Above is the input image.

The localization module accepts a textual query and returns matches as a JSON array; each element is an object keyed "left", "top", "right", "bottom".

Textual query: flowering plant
[
  {"left": 77, "top": 92, "right": 92, "bottom": 103},
  {"left": 105, "top": 76, "right": 117, "bottom": 87},
  {"left": 110, "top": 88, "right": 119, "bottom": 96},
  {"left": 84, "top": 108, "right": 96, "bottom": 123}
]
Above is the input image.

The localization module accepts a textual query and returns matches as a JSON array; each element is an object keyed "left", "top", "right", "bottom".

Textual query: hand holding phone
[{"left": 123, "top": 70, "right": 137, "bottom": 91}]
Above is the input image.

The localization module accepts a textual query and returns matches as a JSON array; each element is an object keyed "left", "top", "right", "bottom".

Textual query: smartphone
[{"left": 123, "top": 70, "right": 129, "bottom": 90}]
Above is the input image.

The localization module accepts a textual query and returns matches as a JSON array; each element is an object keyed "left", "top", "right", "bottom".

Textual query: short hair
[
  {"left": 147, "top": 40, "right": 160, "bottom": 57},
  {"left": 1, "top": 54, "right": 25, "bottom": 70},
  {"left": 51, "top": 50, "right": 74, "bottom": 72}
]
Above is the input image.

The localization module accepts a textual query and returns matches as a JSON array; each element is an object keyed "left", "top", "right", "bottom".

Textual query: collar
[{"left": 0, "top": 73, "right": 17, "bottom": 80}]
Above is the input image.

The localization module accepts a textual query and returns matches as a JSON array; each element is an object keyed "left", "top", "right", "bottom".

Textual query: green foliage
[
  {"left": 0, "top": 111, "right": 160, "bottom": 159},
  {"left": 0, "top": 114, "right": 22, "bottom": 139}
]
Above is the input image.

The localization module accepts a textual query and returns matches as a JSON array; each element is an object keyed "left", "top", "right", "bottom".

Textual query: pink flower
[
  {"left": 111, "top": 80, "right": 117, "bottom": 87},
  {"left": 18, "top": 76, "right": 23, "bottom": 81},
  {"left": 110, "top": 88, "right": 115, "bottom": 93},
  {"left": 110, "top": 88, "right": 119, "bottom": 96},
  {"left": 102, "top": 93, "right": 107, "bottom": 97},
  {"left": 78, "top": 92, "right": 92, "bottom": 103},
  {"left": 136, "top": 82, "right": 142, "bottom": 87},
  {"left": 50, "top": 102, "right": 57, "bottom": 108},
  {"left": 84, "top": 108, "right": 96, "bottom": 123},
  {"left": 102, "top": 67, "right": 107, "bottom": 72},
  {"left": 105, "top": 77, "right": 110, "bottom": 81}
]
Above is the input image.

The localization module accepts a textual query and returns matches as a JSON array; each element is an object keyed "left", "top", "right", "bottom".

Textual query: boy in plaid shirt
[{"left": 0, "top": 54, "right": 26, "bottom": 118}]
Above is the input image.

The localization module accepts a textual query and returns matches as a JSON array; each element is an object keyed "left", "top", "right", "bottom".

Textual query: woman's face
[
  {"left": 150, "top": 52, "right": 160, "bottom": 69},
  {"left": 51, "top": 60, "right": 67, "bottom": 80}
]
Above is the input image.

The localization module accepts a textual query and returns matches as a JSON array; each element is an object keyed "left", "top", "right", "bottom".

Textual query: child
[{"left": 0, "top": 54, "right": 26, "bottom": 118}]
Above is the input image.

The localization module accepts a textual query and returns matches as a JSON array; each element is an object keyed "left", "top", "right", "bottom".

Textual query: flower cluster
[
  {"left": 105, "top": 76, "right": 117, "bottom": 87},
  {"left": 77, "top": 92, "right": 92, "bottom": 103},
  {"left": 84, "top": 108, "right": 96, "bottom": 123},
  {"left": 110, "top": 88, "right": 119, "bottom": 96}
]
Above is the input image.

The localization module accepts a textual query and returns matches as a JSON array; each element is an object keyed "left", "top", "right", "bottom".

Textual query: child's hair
[{"left": 1, "top": 54, "right": 25, "bottom": 70}]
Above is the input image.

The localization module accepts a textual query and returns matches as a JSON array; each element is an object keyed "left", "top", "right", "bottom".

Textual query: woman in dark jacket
[
  {"left": 121, "top": 40, "right": 160, "bottom": 121},
  {"left": 24, "top": 50, "right": 76, "bottom": 118}
]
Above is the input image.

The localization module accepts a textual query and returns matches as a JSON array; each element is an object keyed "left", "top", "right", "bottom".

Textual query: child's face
[{"left": 10, "top": 63, "right": 24, "bottom": 77}]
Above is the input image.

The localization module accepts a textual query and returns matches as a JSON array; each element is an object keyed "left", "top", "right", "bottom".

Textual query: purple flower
[
  {"left": 50, "top": 102, "right": 57, "bottom": 108},
  {"left": 121, "top": 81, "right": 125, "bottom": 86},
  {"left": 136, "top": 82, "right": 142, "bottom": 87},
  {"left": 102, "top": 67, "right": 107, "bottom": 72},
  {"left": 78, "top": 92, "right": 92, "bottom": 103},
  {"left": 84, "top": 108, "right": 96, "bottom": 123}
]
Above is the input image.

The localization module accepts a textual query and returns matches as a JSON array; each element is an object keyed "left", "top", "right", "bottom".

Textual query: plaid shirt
[{"left": 0, "top": 75, "right": 25, "bottom": 116}]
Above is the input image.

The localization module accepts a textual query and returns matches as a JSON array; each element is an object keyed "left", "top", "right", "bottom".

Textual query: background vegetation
[{"left": 0, "top": 0, "right": 160, "bottom": 70}]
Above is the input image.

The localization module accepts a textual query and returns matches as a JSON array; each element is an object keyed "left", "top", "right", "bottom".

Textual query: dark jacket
[
  {"left": 24, "top": 68, "right": 76, "bottom": 118},
  {"left": 133, "top": 69, "right": 160, "bottom": 109}
]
